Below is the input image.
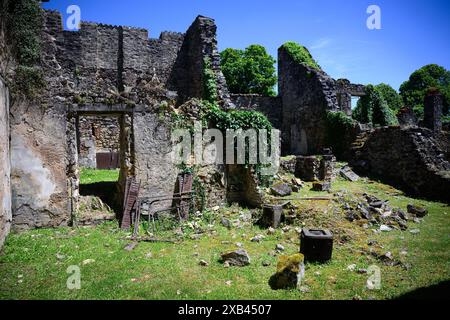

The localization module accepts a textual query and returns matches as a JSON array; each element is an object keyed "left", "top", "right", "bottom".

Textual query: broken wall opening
[{"left": 68, "top": 110, "right": 134, "bottom": 225}]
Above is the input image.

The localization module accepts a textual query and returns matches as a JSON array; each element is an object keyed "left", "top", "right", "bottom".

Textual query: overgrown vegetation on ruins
[
  {"left": 220, "top": 45, "right": 277, "bottom": 96},
  {"left": 353, "top": 84, "right": 399, "bottom": 127},
  {"left": 400, "top": 64, "right": 450, "bottom": 119},
  {"left": 1, "top": 174, "right": 448, "bottom": 300},
  {"left": 325, "top": 111, "right": 356, "bottom": 157},
  {"left": 374, "top": 83, "right": 403, "bottom": 113},
  {"left": 281, "top": 42, "right": 321, "bottom": 71},
  {"left": 5, "top": 0, "right": 44, "bottom": 97}
]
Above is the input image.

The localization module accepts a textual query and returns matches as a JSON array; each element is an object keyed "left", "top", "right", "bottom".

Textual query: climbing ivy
[
  {"left": 202, "top": 101, "right": 272, "bottom": 131},
  {"left": 281, "top": 42, "right": 321, "bottom": 71},
  {"left": 200, "top": 59, "right": 274, "bottom": 187},
  {"left": 353, "top": 84, "right": 399, "bottom": 127},
  {"left": 6, "top": 0, "right": 44, "bottom": 97},
  {"left": 326, "top": 111, "right": 357, "bottom": 158},
  {"left": 203, "top": 57, "right": 218, "bottom": 104}
]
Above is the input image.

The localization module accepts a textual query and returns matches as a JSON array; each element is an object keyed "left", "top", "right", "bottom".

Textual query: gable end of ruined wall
[{"left": 278, "top": 46, "right": 339, "bottom": 156}]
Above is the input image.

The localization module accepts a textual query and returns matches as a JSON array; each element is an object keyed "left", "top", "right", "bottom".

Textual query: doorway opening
[{"left": 68, "top": 111, "right": 134, "bottom": 225}]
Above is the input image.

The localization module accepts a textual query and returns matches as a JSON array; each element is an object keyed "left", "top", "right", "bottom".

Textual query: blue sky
[{"left": 43, "top": 0, "right": 450, "bottom": 91}]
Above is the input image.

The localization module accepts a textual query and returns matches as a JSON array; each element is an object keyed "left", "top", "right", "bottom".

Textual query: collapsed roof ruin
[{"left": 0, "top": 5, "right": 449, "bottom": 249}]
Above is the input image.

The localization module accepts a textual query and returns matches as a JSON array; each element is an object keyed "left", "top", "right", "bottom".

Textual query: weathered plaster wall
[
  {"left": 10, "top": 102, "right": 71, "bottom": 231},
  {"left": 231, "top": 94, "right": 282, "bottom": 129},
  {"left": 132, "top": 112, "right": 179, "bottom": 210},
  {"left": 0, "top": 76, "right": 11, "bottom": 248}
]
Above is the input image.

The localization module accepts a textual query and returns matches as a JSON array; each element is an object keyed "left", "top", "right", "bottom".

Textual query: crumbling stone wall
[
  {"left": 353, "top": 127, "right": 450, "bottom": 202},
  {"left": 278, "top": 46, "right": 338, "bottom": 156},
  {"left": 170, "top": 16, "right": 233, "bottom": 108},
  {"left": 335, "top": 79, "right": 366, "bottom": 116},
  {"left": 231, "top": 94, "right": 282, "bottom": 129},
  {"left": 0, "top": 76, "right": 11, "bottom": 248},
  {"left": 226, "top": 165, "right": 264, "bottom": 208}
]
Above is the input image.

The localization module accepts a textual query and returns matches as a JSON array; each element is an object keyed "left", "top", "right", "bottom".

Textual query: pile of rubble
[{"left": 335, "top": 192, "right": 428, "bottom": 232}]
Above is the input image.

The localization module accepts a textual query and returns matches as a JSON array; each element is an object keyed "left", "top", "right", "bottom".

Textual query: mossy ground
[{"left": 0, "top": 172, "right": 449, "bottom": 300}]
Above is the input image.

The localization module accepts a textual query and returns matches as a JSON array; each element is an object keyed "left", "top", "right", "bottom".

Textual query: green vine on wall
[
  {"left": 203, "top": 57, "right": 218, "bottom": 104},
  {"left": 326, "top": 111, "right": 357, "bottom": 158},
  {"left": 6, "top": 0, "right": 44, "bottom": 98}
]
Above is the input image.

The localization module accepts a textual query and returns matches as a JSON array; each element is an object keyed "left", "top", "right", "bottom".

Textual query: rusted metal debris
[{"left": 121, "top": 177, "right": 141, "bottom": 230}]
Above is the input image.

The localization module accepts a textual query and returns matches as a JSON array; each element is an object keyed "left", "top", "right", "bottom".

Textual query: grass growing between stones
[
  {"left": 0, "top": 177, "right": 449, "bottom": 300},
  {"left": 79, "top": 169, "right": 120, "bottom": 185}
]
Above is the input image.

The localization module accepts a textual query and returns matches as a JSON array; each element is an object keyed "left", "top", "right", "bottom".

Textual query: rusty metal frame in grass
[
  {"left": 138, "top": 173, "right": 194, "bottom": 236},
  {"left": 121, "top": 176, "right": 141, "bottom": 231}
]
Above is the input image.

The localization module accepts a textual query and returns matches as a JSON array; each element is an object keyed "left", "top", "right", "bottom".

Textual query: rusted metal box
[{"left": 300, "top": 228, "right": 333, "bottom": 263}]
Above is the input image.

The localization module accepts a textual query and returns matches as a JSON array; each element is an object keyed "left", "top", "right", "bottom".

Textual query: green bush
[
  {"left": 281, "top": 42, "right": 321, "bottom": 71},
  {"left": 375, "top": 83, "right": 403, "bottom": 112},
  {"left": 203, "top": 101, "right": 272, "bottom": 131},
  {"left": 326, "top": 111, "right": 356, "bottom": 157},
  {"left": 400, "top": 64, "right": 450, "bottom": 119},
  {"left": 353, "top": 85, "right": 399, "bottom": 126},
  {"left": 220, "top": 45, "right": 277, "bottom": 96}
]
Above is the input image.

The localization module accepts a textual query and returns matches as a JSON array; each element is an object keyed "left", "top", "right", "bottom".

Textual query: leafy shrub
[
  {"left": 353, "top": 85, "right": 399, "bottom": 126},
  {"left": 220, "top": 45, "right": 277, "bottom": 96},
  {"left": 375, "top": 83, "right": 403, "bottom": 112},
  {"left": 400, "top": 64, "right": 450, "bottom": 119},
  {"left": 326, "top": 111, "right": 356, "bottom": 157},
  {"left": 281, "top": 42, "right": 321, "bottom": 71}
]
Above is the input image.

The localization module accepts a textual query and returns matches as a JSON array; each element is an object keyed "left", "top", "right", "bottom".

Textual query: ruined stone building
[{"left": 0, "top": 5, "right": 449, "bottom": 249}]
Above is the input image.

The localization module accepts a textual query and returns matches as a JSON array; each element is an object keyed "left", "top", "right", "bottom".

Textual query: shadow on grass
[{"left": 395, "top": 281, "right": 450, "bottom": 300}]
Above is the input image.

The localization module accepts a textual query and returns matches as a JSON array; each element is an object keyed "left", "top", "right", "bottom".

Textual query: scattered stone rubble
[{"left": 336, "top": 192, "right": 428, "bottom": 231}]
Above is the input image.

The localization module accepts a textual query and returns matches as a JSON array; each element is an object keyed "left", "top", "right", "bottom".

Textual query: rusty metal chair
[{"left": 138, "top": 173, "right": 194, "bottom": 236}]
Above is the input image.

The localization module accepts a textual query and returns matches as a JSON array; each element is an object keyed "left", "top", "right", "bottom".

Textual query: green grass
[
  {"left": 0, "top": 176, "right": 449, "bottom": 300},
  {"left": 79, "top": 169, "right": 120, "bottom": 185}
]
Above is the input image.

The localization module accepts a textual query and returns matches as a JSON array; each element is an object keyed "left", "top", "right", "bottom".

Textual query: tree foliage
[
  {"left": 353, "top": 85, "right": 398, "bottom": 126},
  {"left": 375, "top": 83, "right": 403, "bottom": 112},
  {"left": 281, "top": 42, "right": 321, "bottom": 71},
  {"left": 220, "top": 45, "right": 277, "bottom": 96},
  {"left": 399, "top": 64, "right": 450, "bottom": 119}
]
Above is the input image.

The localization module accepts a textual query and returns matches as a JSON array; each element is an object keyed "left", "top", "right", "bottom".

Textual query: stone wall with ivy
[
  {"left": 169, "top": 16, "right": 234, "bottom": 109},
  {"left": 230, "top": 94, "right": 282, "bottom": 129}
]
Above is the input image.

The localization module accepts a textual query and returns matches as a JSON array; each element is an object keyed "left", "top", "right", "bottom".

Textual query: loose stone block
[
  {"left": 300, "top": 228, "right": 333, "bottom": 263},
  {"left": 269, "top": 253, "right": 305, "bottom": 290},
  {"left": 312, "top": 181, "right": 331, "bottom": 192},
  {"left": 220, "top": 249, "right": 251, "bottom": 266},
  {"left": 340, "top": 166, "right": 359, "bottom": 182},
  {"left": 260, "top": 205, "right": 284, "bottom": 228}
]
